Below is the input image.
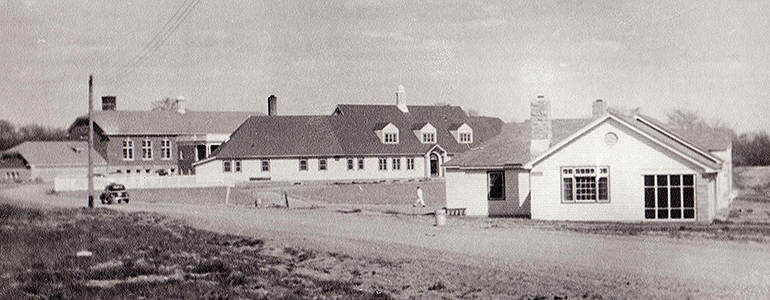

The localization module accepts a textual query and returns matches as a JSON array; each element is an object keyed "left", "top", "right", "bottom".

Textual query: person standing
[{"left": 413, "top": 186, "right": 425, "bottom": 207}]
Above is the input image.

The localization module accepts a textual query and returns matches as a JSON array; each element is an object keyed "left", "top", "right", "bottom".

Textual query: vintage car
[{"left": 99, "top": 183, "right": 130, "bottom": 204}]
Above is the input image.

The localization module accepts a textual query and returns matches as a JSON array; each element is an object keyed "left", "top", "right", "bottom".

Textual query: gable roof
[
  {"left": 70, "top": 110, "right": 262, "bottom": 136},
  {"left": 209, "top": 104, "right": 503, "bottom": 159},
  {"left": 1, "top": 141, "right": 107, "bottom": 167},
  {"left": 446, "top": 113, "right": 730, "bottom": 171}
]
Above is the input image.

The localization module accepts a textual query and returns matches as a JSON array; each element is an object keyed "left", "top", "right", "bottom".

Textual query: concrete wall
[
  {"left": 32, "top": 165, "right": 108, "bottom": 182},
  {"left": 195, "top": 156, "right": 427, "bottom": 184},
  {"left": 445, "top": 168, "right": 530, "bottom": 217},
  {"left": 530, "top": 119, "right": 712, "bottom": 222},
  {"left": 54, "top": 174, "right": 225, "bottom": 192}
]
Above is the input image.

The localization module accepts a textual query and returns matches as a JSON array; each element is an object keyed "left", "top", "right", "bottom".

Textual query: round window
[{"left": 604, "top": 132, "right": 618, "bottom": 146}]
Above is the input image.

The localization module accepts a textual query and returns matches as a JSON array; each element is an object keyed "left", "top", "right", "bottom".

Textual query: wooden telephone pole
[{"left": 87, "top": 75, "right": 94, "bottom": 208}]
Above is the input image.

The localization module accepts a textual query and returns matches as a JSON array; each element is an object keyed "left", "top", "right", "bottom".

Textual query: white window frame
[
  {"left": 234, "top": 160, "right": 242, "bottom": 173},
  {"left": 392, "top": 157, "right": 401, "bottom": 170},
  {"left": 357, "top": 158, "right": 365, "bottom": 170},
  {"left": 319, "top": 158, "right": 327, "bottom": 171},
  {"left": 261, "top": 160, "right": 270, "bottom": 172},
  {"left": 223, "top": 161, "right": 232, "bottom": 173},
  {"left": 383, "top": 132, "right": 398, "bottom": 144},
  {"left": 406, "top": 157, "right": 415, "bottom": 170},
  {"left": 459, "top": 132, "right": 472, "bottom": 143},
  {"left": 122, "top": 139, "right": 134, "bottom": 161},
  {"left": 487, "top": 170, "right": 505, "bottom": 201},
  {"left": 299, "top": 158, "right": 308, "bottom": 171},
  {"left": 422, "top": 132, "right": 435, "bottom": 143},
  {"left": 645, "top": 174, "right": 696, "bottom": 220},
  {"left": 347, "top": 158, "right": 354, "bottom": 170},
  {"left": 141, "top": 139, "right": 153, "bottom": 160},
  {"left": 160, "top": 139, "right": 172, "bottom": 160},
  {"left": 378, "top": 157, "right": 387, "bottom": 171},
  {"left": 561, "top": 166, "right": 609, "bottom": 203}
]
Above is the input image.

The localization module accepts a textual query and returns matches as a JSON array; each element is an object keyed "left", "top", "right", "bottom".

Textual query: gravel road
[{"left": 4, "top": 184, "right": 770, "bottom": 299}]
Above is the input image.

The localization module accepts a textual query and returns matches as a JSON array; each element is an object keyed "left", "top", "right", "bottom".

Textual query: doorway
[{"left": 430, "top": 153, "right": 440, "bottom": 177}]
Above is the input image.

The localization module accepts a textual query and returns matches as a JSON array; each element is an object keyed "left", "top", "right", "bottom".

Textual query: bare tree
[
  {"left": 466, "top": 108, "right": 480, "bottom": 117},
  {"left": 152, "top": 97, "right": 180, "bottom": 111}
]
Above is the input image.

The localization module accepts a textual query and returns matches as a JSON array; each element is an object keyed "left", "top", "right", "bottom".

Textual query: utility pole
[{"left": 87, "top": 75, "right": 94, "bottom": 208}]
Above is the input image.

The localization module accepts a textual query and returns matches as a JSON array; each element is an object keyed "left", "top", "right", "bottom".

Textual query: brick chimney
[
  {"left": 396, "top": 85, "right": 408, "bottom": 113},
  {"left": 267, "top": 95, "right": 277, "bottom": 116},
  {"left": 175, "top": 96, "right": 186, "bottom": 114},
  {"left": 101, "top": 96, "right": 116, "bottom": 111},
  {"left": 592, "top": 99, "right": 608, "bottom": 119},
  {"left": 530, "top": 95, "right": 552, "bottom": 158}
]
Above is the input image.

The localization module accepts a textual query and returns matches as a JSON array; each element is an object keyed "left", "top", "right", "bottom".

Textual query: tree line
[{"left": 0, "top": 120, "right": 68, "bottom": 151}]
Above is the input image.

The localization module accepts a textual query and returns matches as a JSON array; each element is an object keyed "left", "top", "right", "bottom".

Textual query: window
[
  {"left": 487, "top": 171, "right": 505, "bottom": 200},
  {"left": 161, "top": 139, "right": 172, "bottom": 159},
  {"left": 319, "top": 158, "right": 327, "bottom": 171},
  {"left": 261, "top": 160, "right": 270, "bottom": 172},
  {"left": 459, "top": 132, "right": 472, "bottom": 143},
  {"left": 141, "top": 139, "right": 153, "bottom": 160},
  {"left": 209, "top": 145, "right": 219, "bottom": 156},
  {"left": 358, "top": 158, "right": 365, "bottom": 170},
  {"left": 561, "top": 167, "right": 609, "bottom": 202},
  {"left": 378, "top": 158, "right": 387, "bottom": 170},
  {"left": 122, "top": 139, "right": 134, "bottom": 160},
  {"left": 299, "top": 158, "right": 308, "bottom": 171},
  {"left": 422, "top": 132, "right": 435, "bottom": 143},
  {"left": 645, "top": 174, "right": 695, "bottom": 220},
  {"left": 179, "top": 151, "right": 184, "bottom": 160},
  {"left": 223, "top": 161, "right": 232, "bottom": 172},
  {"left": 235, "top": 160, "right": 242, "bottom": 172},
  {"left": 347, "top": 158, "right": 354, "bottom": 170},
  {"left": 406, "top": 158, "right": 415, "bottom": 170},
  {"left": 392, "top": 158, "right": 401, "bottom": 170},
  {"left": 384, "top": 133, "right": 398, "bottom": 144}
]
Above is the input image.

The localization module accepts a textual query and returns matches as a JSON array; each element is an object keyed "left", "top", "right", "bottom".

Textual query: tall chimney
[
  {"left": 175, "top": 95, "right": 186, "bottom": 114},
  {"left": 396, "top": 85, "right": 408, "bottom": 113},
  {"left": 592, "top": 99, "right": 608, "bottom": 119},
  {"left": 267, "top": 95, "right": 277, "bottom": 116},
  {"left": 101, "top": 96, "right": 116, "bottom": 111},
  {"left": 530, "top": 95, "right": 552, "bottom": 158}
]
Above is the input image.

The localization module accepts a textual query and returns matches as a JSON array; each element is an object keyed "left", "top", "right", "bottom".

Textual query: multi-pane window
[
  {"left": 422, "top": 132, "right": 435, "bottom": 143},
  {"left": 319, "top": 158, "right": 327, "bottom": 171},
  {"left": 161, "top": 139, "right": 171, "bottom": 159},
  {"left": 122, "top": 139, "right": 134, "bottom": 160},
  {"left": 347, "top": 158, "right": 354, "bottom": 170},
  {"left": 358, "top": 158, "right": 365, "bottom": 170},
  {"left": 487, "top": 171, "right": 505, "bottom": 200},
  {"left": 261, "top": 160, "right": 270, "bottom": 172},
  {"left": 645, "top": 174, "right": 695, "bottom": 220},
  {"left": 234, "top": 160, "right": 242, "bottom": 172},
  {"left": 392, "top": 158, "right": 401, "bottom": 170},
  {"left": 299, "top": 158, "right": 308, "bottom": 171},
  {"left": 561, "top": 167, "right": 609, "bottom": 202},
  {"left": 384, "top": 133, "right": 398, "bottom": 143},
  {"left": 141, "top": 139, "right": 153, "bottom": 160},
  {"left": 406, "top": 158, "right": 415, "bottom": 170},
  {"left": 378, "top": 158, "right": 387, "bottom": 170},
  {"left": 459, "top": 132, "right": 472, "bottom": 143},
  {"left": 223, "top": 161, "right": 232, "bottom": 172}
]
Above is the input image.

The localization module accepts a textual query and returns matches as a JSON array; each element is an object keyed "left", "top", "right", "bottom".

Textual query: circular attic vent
[{"left": 604, "top": 132, "right": 618, "bottom": 146}]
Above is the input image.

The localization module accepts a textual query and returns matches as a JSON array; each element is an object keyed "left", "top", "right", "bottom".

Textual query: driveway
[{"left": 3, "top": 184, "right": 770, "bottom": 298}]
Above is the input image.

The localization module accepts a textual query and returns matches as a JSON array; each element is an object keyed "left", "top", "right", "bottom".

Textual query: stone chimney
[
  {"left": 267, "top": 95, "right": 277, "bottom": 116},
  {"left": 592, "top": 99, "right": 608, "bottom": 119},
  {"left": 101, "top": 96, "right": 116, "bottom": 111},
  {"left": 175, "top": 95, "right": 186, "bottom": 114},
  {"left": 530, "top": 95, "right": 552, "bottom": 158},
  {"left": 396, "top": 85, "right": 408, "bottom": 113}
]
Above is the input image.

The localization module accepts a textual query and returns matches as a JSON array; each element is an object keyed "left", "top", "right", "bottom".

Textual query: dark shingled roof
[
  {"left": 213, "top": 104, "right": 503, "bottom": 158},
  {"left": 70, "top": 110, "right": 262, "bottom": 136},
  {"left": 2, "top": 141, "right": 107, "bottom": 167}
]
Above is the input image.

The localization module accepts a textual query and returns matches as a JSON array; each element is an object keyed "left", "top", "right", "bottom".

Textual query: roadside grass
[{"left": 0, "top": 203, "right": 392, "bottom": 300}]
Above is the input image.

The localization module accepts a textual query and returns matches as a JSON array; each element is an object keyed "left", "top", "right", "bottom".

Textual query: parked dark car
[{"left": 100, "top": 183, "right": 129, "bottom": 204}]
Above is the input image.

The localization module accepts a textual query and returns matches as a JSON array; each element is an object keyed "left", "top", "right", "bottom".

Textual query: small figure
[{"left": 413, "top": 186, "right": 426, "bottom": 207}]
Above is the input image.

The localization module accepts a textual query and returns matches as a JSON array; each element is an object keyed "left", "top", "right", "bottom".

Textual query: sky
[{"left": 1, "top": 0, "right": 769, "bottom": 133}]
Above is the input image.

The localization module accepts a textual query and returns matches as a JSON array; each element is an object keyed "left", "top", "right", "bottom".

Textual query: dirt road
[{"left": 4, "top": 184, "right": 770, "bottom": 299}]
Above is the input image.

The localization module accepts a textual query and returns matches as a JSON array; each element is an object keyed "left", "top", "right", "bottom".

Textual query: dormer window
[
  {"left": 450, "top": 123, "right": 473, "bottom": 144},
  {"left": 375, "top": 123, "right": 400, "bottom": 144},
  {"left": 413, "top": 123, "right": 437, "bottom": 144}
]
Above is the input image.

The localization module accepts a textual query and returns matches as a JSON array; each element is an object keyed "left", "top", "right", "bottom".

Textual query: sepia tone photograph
[{"left": 1, "top": 0, "right": 769, "bottom": 299}]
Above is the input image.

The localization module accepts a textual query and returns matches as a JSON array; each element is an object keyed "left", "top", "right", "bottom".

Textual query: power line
[{"left": 106, "top": 0, "right": 204, "bottom": 85}]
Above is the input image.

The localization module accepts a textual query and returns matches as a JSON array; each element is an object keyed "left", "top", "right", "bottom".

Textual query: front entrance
[{"left": 430, "top": 153, "right": 440, "bottom": 177}]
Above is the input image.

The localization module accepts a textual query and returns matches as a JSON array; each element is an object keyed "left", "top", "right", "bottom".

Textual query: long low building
[
  {"left": 194, "top": 86, "right": 503, "bottom": 184},
  {"left": 0, "top": 141, "right": 108, "bottom": 182}
]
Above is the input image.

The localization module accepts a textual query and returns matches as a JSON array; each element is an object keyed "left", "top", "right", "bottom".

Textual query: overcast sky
[{"left": 2, "top": 0, "right": 769, "bottom": 133}]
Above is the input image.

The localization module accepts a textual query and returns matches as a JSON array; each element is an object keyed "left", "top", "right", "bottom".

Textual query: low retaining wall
[{"left": 54, "top": 175, "right": 226, "bottom": 192}]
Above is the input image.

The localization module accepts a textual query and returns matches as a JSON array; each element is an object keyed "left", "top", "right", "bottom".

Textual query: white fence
[{"left": 54, "top": 175, "right": 226, "bottom": 192}]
